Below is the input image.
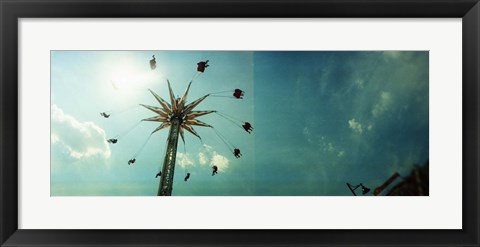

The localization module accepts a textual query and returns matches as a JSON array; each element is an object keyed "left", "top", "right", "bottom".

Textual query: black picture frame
[{"left": 1, "top": 0, "right": 478, "bottom": 246}]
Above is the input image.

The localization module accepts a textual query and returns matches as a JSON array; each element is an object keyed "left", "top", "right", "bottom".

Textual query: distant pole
[
  {"left": 157, "top": 117, "right": 181, "bottom": 196},
  {"left": 346, "top": 183, "right": 358, "bottom": 196}
]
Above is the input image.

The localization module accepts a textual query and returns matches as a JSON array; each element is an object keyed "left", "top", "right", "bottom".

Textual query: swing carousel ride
[{"left": 101, "top": 56, "right": 252, "bottom": 196}]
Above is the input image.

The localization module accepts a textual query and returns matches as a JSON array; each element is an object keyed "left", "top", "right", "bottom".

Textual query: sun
[{"left": 107, "top": 58, "right": 160, "bottom": 93}]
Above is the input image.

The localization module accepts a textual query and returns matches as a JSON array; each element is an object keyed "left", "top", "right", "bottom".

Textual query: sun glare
[
  {"left": 94, "top": 55, "right": 167, "bottom": 114},
  {"left": 106, "top": 58, "right": 163, "bottom": 94}
]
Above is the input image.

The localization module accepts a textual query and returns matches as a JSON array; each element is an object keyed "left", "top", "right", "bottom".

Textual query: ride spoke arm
[
  {"left": 182, "top": 124, "right": 201, "bottom": 139},
  {"left": 148, "top": 89, "right": 172, "bottom": 114},
  {"left": 185, "top": 110, "right": 216, "bottom": 119},
  {"left": 184, "top": 119, "right": 212, "bottom": 128},
  {"left": 142, "top": 116, "right": 169, "bottom": 122},
  {"left": 152, "top": 122, "right": 171, "bottom": 134}
]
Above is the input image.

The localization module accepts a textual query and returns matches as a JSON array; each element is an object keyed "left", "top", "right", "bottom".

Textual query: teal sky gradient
[{"left": 51, "top": 51, "right": 428, "bottom": 196}]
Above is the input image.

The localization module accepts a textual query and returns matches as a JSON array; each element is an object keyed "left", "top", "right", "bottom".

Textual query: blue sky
[{"left": 51, "top": 51, "right": 428, "bottom": 196}]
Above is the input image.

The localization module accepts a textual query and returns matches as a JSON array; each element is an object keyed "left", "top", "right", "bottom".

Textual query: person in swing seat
[
  {"left": 234, "top": 148, "right": 242, "bottom": 158},
  {"left": 107, "top": 138, "right": 117, "bottom": 144},
  {"left": 150, "top": 55, "right": 157, "bottom": 70},
  {"left": 197, "top": 60, "right": 209, "bottom": 72},
  {"left": 233, "top": 89, "right": 244, "bottom": 99},
  {"left": 242, "top": 122, "right": 253, "bottom": 133}
]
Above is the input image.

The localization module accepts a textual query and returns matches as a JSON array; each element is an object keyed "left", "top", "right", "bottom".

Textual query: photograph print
[{"left": 51, "top": 51, "right": 428, "bottom": 196}]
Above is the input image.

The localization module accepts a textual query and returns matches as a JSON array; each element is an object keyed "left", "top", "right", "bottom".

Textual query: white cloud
[
  {"left": 177, "top": 152, "right": 194, "bottom": 169},
  {"left": 51, "top": 104, "right": 111, "bottom": 160},
  {"left": 198, "top": 152, "right": 208, "bottom": 165},
  {"left": 367, "top": 124, "right": 373, "bottom": 131},
  {"left": 354, "top": 79, "right": 365, "bottom": 88},
  {"left": 372, "top": 91, "right": 393, "bottom": 117},
  {"left": 211, "top": 154, "right": 229, "bottom": 170},
  {"left": 303, "top": 127, "right": 313, "bottom": 144},
  {"left": 51, "top": 133, "right": 60, "bottom": 143},
  {"left": 320, "top": 140, "right": 346, "bottom": 158},
  {"left": 383, "top": 51, "right": 402, "bottom": 59},
  {"left": 348, "top": 118, "right": 363, "bottom": 134},
  {"left": 197, "top": 144, "right": 230, "bottom": 172},
  {"left": 327, "top": 142, "right": 335, "bottom": 152}
]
